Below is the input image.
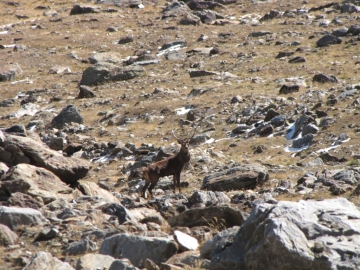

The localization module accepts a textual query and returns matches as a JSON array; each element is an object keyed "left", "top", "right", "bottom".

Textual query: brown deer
[{"left": 141, "top": 127, "right": 196, "bottom": 198}]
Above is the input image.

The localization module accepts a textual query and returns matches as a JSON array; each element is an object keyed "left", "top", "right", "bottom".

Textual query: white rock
[{"left": 174, "top": 230, "right": 199, "bottom": 251}]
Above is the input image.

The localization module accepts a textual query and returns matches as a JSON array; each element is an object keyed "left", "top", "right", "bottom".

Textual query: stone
[
  {"left": 118, "top": 35, "right": 134, "bottom": 44},
  {"left": 200, "top": 226, "right": 240, "bottom": 258},
  {"left": 102, "top": 203, "right": 137, "bottom": 224},
  {"left": 70, "top": 4, "right": 101, "bottom": 15},
  {"left": 1, "top": 163, "right": 73, "bottom": 204},
  {"left": 165, "top": 51, "right": 186, "bottom": 61},
  {"left": 78, "top": 181, "right": 119, "bottom": 204},
  {"left": 260, "top": 9, "right": 282, "bottom": 21},
  {"left": 50, "top": 105, "right": 83, "bottom": 128},
  {"left": 348, "top": 24, "right": 360, "bottom": 35},
  {"left": 7, "top": 192, "right": 44, "bottom": 209},
  {"left": 78, "top": 85, "right": 96, "bottom": 98},
  {"left": 108, "top": 259, "right": 138, "bottom": 270},
  {"left": 258, "top": 124, "right": 273, "bottom": 137},
  {"left": 341, "top": 3, "right": 360, "bottom": 13},
  {"left": 279, "top": 84, "right": 300, "bottom": 94},
  {"left": 174, "top": 230, "right": 199, "bottom": 251},
  {"left": 0, "top": 224, "right": 18, "bottom": 246},
  {"left": 302, "top": 124, "right": 318, "bottom": 136},
  {"left": 271, "top": 115, "right": 286, "bottom": 127},
  {"left": 34, "top": 226, "right": 58, "bottom": 242},
  {"left": 0, "top": 162, "right": 8, "bottom": 177},
  {"left": 23, "top": 251, "right": 74, "bottom": 270},
  {"left": 187, "top": 0, "right": 224, "bottom": 11},
  {"left": 189, "top": 191, "right": 230, "bottom": 206},
  {"left": 88, "top": 52, "right": 123, "bottom": 65},
  {"left": 201, "top": 164, "right": 269, "bottom": 191},
  {"left": 179, "top": 13, "right": 201, "bottom": 25},
  {"left": 313, "top": 74, "right": 338, "bottom": 83},
  {"left": 249, "top": 31, "right": 272, "bottom": 37},
  {"left": 208, "top": 198, "right": 360, "bottom": 270},
  {"left": 76, "top": 254, "right": 116, "bottom": 270},
  {"left": 288, "top": 56, "right": 306, "bottom": 63},
  {"left": 99, "top": 233, "right": 178, "bottom": 268},
  {"left": 0, "top": 63, "right": 23, "bottom": 81},
  {"left": 189, "top": 70, "right": 217, "bottom": 78},
  {"left": 62, "top": 237, "right": 97, "bottom": 256},
  {"left": 275, "top": 51, "right": 294, "bottom": 59},
  {"left": 80, "top": 63, "right": 146, "bottom": 85},
  {"left": 168, "top": 205, "right": 244, "bottom": 229},
  {"left": 316, "top": 35, "right": 342, "bottom": 47},
  {"left": 331, "top": 27, "right": 349, "bottom": 37},
  {"left": 291, "top": 134, "right": 314, "bottom": 148},
  {"left": 49, "top": 65, "right": 71, "bottom": 74},
  {"left": 333, "top": 170, "right": 358, "bottom": 185},
  {"left": 264, "top": 109, "right": 279, "bottom": 122},
  {"left": 165, "top": 250, "right": 210, "bottom": 269},
  {"left": 0, "top": 135, "right": 89, "bottom": 184},
  {"left": 0, "top": 206, "right": 48, "bottom": 230}
]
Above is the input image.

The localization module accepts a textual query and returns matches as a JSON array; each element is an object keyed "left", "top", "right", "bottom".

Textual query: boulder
[
  {"left": 1, "top": 164, "right": 72, "bottom": 204},
  {"left": 0, "top": 63, "right": 23, "bottom": 81},
  {"left": 313, "top": 74, "right": 338, "bottom": 83},
  {"left": 50, "top": 105, "right": 83, "bottom": 128},
  {"left": 76, "top": 254, "right": 115, "bottom": 270},
  {"left": 99, "top": 233, "right": 178, "bottom": 268},
  {"left": 77, "top": 85, "right": 96, "bottom": 99},
  {"left": 279, "top": 84, "right": 299, "bottom": 94},
  {"left": 168, "top": 205, "right": 244, "bottom": 229},
  {"left": 208, "top": 198, "right": 360, "bottom": 270},
  {"left": 70, "top": 4, "right": 101, "bottom": 15},
  {"left": 291, "top": 134, "right": 314, "bottom": 149},
  {"left": 79, "top": 63, "right": 146, "bottom": 86},
  {"left": 316, "top": 35, "right": 342, "bottom": 47},
  {"left": 0, "top": 134, "right": 90, "bottom": 184},
  {"left": 78, "top": 181, "right": 119, "bottom": 204},
  {"left": 0, "top": 206, "right": 48, "bottom": 230},
  {"left": 0, "top": 224, "right": 18, "bottom": 246},
  {"left": 23, "top": 251, "right": 74, "bottom": 270},
  {"left": 88, "top": 52, "right": 123, "bottom": 65},
  {"left": 201, "top": 164, "right": 269, "bottom": 191},
  {"left": 62, "top": 237, "right": 97, "bottom": 256},
  {"left": 333, "top": 170, "right": 358, "bottom": 185},
  {"left": 102, "top": 203, "right": 137, "bottom": 224},
  {"left": 189, "top": 191, "right": 230, "bottom": 206},
  {"left": 7, "top": 192, "right": 44, "bottom": 209}
]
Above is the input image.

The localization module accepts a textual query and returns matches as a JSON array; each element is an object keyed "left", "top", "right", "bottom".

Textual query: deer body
[{"left": 141, "top": 129, "right": 195, "bottom": 198}]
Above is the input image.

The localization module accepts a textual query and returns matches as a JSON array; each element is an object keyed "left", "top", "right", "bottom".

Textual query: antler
[
  {"left": 172, "top": 128, "right": 181, "bottom": 141},
  {"left": 188, "top": 125, "right": 197, "bottom": 140}
]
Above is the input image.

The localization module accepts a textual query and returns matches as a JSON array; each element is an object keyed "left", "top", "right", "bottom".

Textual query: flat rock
[
  {"left": 0, "top": 134, "right": 90, "bottom": 184},
  {"left": 78, "top": 180, "right": 119, "bottom": 204},
  {"left": 189, "top": 191, "right": 230, "bottom": 206},
  {"left": 313, "top": 73, "right": 338, "bottom": 83},
  {"left": 88, "top": 52, "right": 123, "bottom": 65},
  {"left": 23, "top": 251, "right": 74, "bottom": 270},
  {"left": 0, "top": 206, "right": 48, "bottom": 230},
  {"left": 99, "top": 233, "right": 178, "bottom": 268},
  {"left": 174, "top": 230, "right": 199, "bottom": 251},
  {"left": 1, "top": 163, "right": 73, "bottom": 204},
  {"left": 168, "top": 205, "right": 244, "bottom": 228},
  {"left": 201, "top": 164, "right": 269, "bottom": 191},
  {"left": 80, "top": 63, "right": 146, "bottom": 85},
  {"left": 76, "top": 254, "right": 116, "bottom": 270}
]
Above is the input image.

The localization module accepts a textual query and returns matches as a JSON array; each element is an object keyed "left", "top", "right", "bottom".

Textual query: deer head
[{"left": 172, "top": 126, "right": 197, "bottom": 151}]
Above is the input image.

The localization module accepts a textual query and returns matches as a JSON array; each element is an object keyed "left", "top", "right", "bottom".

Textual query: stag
[{"left": 141, "top": 127, "right": 196, "bottom": 198}]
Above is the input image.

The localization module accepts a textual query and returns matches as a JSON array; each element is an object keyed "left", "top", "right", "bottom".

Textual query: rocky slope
[{"left": 1, "top": 0, "right": 360, "bottom": 269}]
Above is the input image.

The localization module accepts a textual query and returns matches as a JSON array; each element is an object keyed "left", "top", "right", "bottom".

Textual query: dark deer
[{"left": 141, "top": 127, "right": 196, "bottom": 198}]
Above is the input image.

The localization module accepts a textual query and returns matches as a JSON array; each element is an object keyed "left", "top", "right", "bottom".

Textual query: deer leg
[
  {"left": 172, "top": 174, "right": 177, "bottom": 193},
  {"left": 176, "top": 173, "right": 181, "bottom": 194},
  {"left": 148, "top": 182, "right": 156, "bottom": 198},
  {"left": 142, "top": 182, "right": 150, "bottom": 198}
]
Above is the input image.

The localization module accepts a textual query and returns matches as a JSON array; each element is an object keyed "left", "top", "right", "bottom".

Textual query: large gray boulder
[
  {"left": 1, "top": 163, "right": 73, "bottom": 204},
  {"left": 99, "top": 233, "right": 178, "bottom": 268},
  {"left": 78, "top": 181, "right": 119, "bottom": 204},
  {"left": 0, "top": 134, "right": 89, "bottom": 184},
  {"left": 316, "top": 35, "right": 342, "bottom": 47},
  {"left": 0, "top": 206, "right": 49, "bottom": 230},
  {"left": 79, "top": 63, "right": 146, "bottom": 85},
  {"left": 201, "top": 164, "right": 269, "bottom": 191},
  {"left": 168, "top": 205, "right": 244, "bottom": 229},
  {"left": 207, "top": 198, "right": 360, "bottom": 270},
  {"left": 23, "top": 251, "right": 74, "bottom": 270}
]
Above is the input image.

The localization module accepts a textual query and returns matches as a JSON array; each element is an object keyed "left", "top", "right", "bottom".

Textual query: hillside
[{"left": 1, "top": 0, "right": 360, "bottom": 269}]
